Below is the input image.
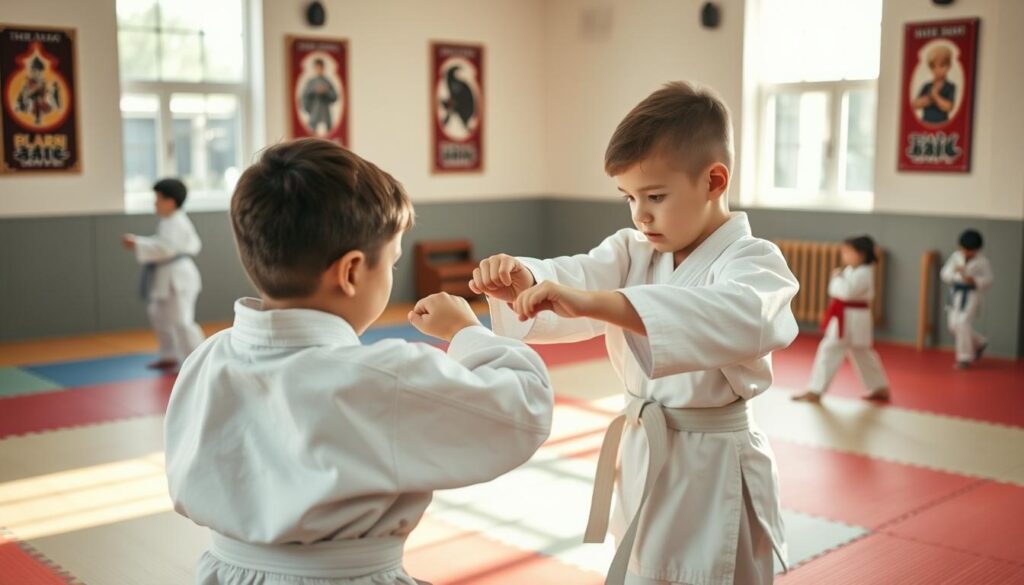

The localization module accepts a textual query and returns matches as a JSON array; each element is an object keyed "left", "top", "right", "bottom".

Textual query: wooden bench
[{"left": 414, "top": 239, "right": 480, "bottom": 299}]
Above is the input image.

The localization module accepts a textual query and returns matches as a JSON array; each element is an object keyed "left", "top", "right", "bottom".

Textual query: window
[
  {"left": 116, "top": 0, "right": 249, "bottom": 212},
  {"left": 749, "top": 0, "right": 882, "bottom": 211}
]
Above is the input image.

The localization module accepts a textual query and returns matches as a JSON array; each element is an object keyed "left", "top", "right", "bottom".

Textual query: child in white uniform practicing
[
  {"left": 164, "top": 139, "right": 554, "bottom": 585},
  {"left": 121, "top": 178, "right": 205, "bottom": 370},
  {"left": 793, "top": 236, "right": 891, "bottom": 403},
  {"left": 940, "top": 229, "right": 994, "bottom": 369},
  {"left": 469, "top": 82, "right": 799, "bottom": 585}
]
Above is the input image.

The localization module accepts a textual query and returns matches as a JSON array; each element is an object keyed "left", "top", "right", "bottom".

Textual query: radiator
[{"left": 774, "top": 240, "right": 885, "bottom": 325}]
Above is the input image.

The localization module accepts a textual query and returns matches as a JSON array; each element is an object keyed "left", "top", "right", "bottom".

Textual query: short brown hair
[
  {"left": 604, "top": 81, "right": 734, "bottom": 178},
  {"left": 231, "top": 138, "right": 414, "bottom": 299}
]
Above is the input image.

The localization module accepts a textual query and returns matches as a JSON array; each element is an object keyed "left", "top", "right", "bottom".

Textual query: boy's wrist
[
  {"left": 447, "top": 319, "right": 481, "bottom": 341},
  {"left": 583, "top": 290, "right": 616, "bottom": 321},
  {"left": 582, "top": 290, "right": 646, "bottom": 336}
]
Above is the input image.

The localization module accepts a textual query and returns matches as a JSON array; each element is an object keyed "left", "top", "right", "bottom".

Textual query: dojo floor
[{"left": 2, "top": 308, "right": 1023, "bottom": 584}]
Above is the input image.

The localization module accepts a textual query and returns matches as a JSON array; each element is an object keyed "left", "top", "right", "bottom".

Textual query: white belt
[
  {"left": 584, "top": 397, "right": 751, "bottom": 585},
  {"left": 210, "top": 532, "right": 405, "bottom": 579}
]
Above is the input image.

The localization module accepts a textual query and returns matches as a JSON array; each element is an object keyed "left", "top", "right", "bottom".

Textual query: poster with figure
[
  {"left": 287, "top": 36, "right": 348, "bottom": 146},
  {"left": 898, "top": 19, "right": 978, "bottom": 173},
  {"left": 0, "top": 24, "right": 80, "bottom": 173},
  {"left": 431, "top": 42, "right": 484, "bottom": 173}
]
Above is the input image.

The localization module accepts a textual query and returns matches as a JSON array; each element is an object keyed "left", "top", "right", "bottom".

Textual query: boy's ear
[
  {"left": 706, "top": 162, "right": 730, "bottom": 200},
  {"left": 334, "top": 250, "right": 366, "bottom": 297}
]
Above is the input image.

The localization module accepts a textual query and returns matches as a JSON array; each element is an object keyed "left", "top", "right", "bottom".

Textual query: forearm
[{"left": 584, "top": 290, "right": 646, "bottom": 336}]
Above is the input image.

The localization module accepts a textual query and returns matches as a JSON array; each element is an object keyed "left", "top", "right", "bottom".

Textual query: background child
[
  {"left": 792, "top": 235, "right": 891, "bottom": 403},
  {"left": 940, "top": 228, "right": 994, "bottom": 369},
  {"left": 164, "top": 138, "right": 553, "bottom": 585},
  {"left": 469, "top": 82, "right": 798, "bottom": 585},
  {"left": 121, "top": 178, "right": 204, "bottom": 370},
  {"left": 912, "top": 44, "right": 956, "bottom": 124}
]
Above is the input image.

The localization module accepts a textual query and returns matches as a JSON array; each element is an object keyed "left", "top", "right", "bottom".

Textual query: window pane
[
  {"left": 844, "top": 89, "right": 876, "bottom": 192},
  {"left": 170, "top": 93, "right": 241, "bottom": 193},
  {"left": 173, "top": 118, "right": 194, "bottom": 177},
  {"left": 773, "top": 94, "right": 799, "bottom": 189},
  {"left": 161, "top": 32, "right": 202, "bottom": 82},
  {"left": 759, "top": 0, "right": 882, "bottom": 82},
  {"left": 118, "top": 31, "right": 159, "bottom": 81},
  {"left": 159, "top": 0, "right": 204, "bottom": 31},
  {"left": 116, "top": 0, "right": 158, "bottom": 27},
  {"left": 120, "top": 94, "right": 160, "bottom": 196},
  {"left": 204, "top": 34, "right": 244, "bottom": 82},
  {"left": 772, "top": 91, "right": 829, "bottom": 192},
  {"left": 202, "top": 0, "right": 244, "bottom": 37}
]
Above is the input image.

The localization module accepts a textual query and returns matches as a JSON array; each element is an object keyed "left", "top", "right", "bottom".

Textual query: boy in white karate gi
[
  {"left": 122, "top": 178, "right": 205, "bottom": 370},
  {"left": 469, "top": 82, "right": 799, "bottom": 585},
  {"left": 164, "top": 139, "right": 554, "bottom": 585},
  {"left": 940, "top": 229, "right": 994, "bottom": 369},
  {"left": 792, "top": 235, "right": 891, "bottom": 402}
]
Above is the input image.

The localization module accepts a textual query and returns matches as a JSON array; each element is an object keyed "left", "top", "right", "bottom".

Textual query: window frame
[
  {"left": 117, "top": 0, "right": 254, "bottom": 213},
  {"left": 754, "top": 78, "right": 877, "bottom": 212}
]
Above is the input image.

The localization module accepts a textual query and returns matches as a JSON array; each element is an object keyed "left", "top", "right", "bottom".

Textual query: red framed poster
[
  {"left": 431, "top": 42, "right": 484, "bottom": 173},
  {"left": 0, "top": 24, "right": 81, "bottom": 174},
  {"left": 287, "top": 36, "right": 348, "bottom": 146},
  {"left": 898, "top": 19, "right": 979, "bottom": 173}
]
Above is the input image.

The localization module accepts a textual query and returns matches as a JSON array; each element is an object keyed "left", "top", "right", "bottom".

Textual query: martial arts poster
[
  {"left": 898, "top": 19, "right": 979, "bottom": 173},
  {"left": 0, "top": 24, "right": 81, "bottom": 173},
  {"left": 431, "top": 42, "right": 484, "bottom": 173},
  {"left": 287, "top": 36, "right": 348, "bottom": 146}
]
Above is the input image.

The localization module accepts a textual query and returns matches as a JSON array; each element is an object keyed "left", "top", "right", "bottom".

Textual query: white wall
[
  {"left": 542, "top": 0, "right": 747, "bottom": 201},
  {"left": 259, "top": 0, "right": 547, "bottom": 203},
  {"left": 873, "top": 0, "right": 1024, "bottom": 220},
  {"left": 2, "top": 0, "right": 1021, "bottom": 220},
  {"left": 0, "top": 0, "right": 124, "bottom": 218}
]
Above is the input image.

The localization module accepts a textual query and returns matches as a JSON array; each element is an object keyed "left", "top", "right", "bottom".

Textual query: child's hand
[
  {"left": 121, "top": 234, "right": 136, "bottom": 250},
  {"left": 408, "top": 292, "right": 482, "bottom": 342},
  {"left": 831, "top": 267, "right": 842, "bottom": 277},
  {"left": 468, "top": 254, "right": 536, "bottom": 303},
  {"left": 963, "top": 275, "right": 976, "bottom": 286},
  {"left": 512, "top": 281, "right": 594, "bottom": 322}
]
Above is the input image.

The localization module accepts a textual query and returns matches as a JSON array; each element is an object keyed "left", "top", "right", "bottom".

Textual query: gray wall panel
[
  {"left": 2, "top": 199, "right": 547, "bottom": 340},
  {"left": 3, "top": 199, "right": 1022, "bottom": 359},
  {"left": 396, "top": 199, "right": 546, "bottom": 302},
  {"left": 0, "top": 217, "right": 98, "bottom": 341},
  {"left": 186, "top": 213, "right": 256, "bottom": 322},
  {"left": 541, "top": 198, "right": 631, "bottom": 257}
]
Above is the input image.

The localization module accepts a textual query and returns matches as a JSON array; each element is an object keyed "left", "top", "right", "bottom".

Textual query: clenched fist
[
  {"left": 468, "top": 254, "right": 536, "bottom": 303},
  {"left": 408, "top": 292, "right": 482, "bottom": 342}
]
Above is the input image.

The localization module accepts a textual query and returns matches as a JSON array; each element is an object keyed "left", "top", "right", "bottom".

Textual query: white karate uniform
[
  {"left": 940, "top": 251, "right": 994, "bottom": 362},
  {"left": 134, "top": 209, "right": 205, "bottom": 362},
  {"left": 806, "top": 264, "right": 889, "bottom": 394},
  {"left": 489, "top": 213, "right": 799, "bottom": 585},
  {"left": 164, "top": 298, "right": 553, "bottom": 585}
]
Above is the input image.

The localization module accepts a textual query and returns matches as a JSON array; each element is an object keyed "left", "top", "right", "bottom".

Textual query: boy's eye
[
  {"left": 648, "top": 194, "right": 666, "bottom": 203},
  {"left": 621, "top": 194, "right": 635, "bottom": 203}
]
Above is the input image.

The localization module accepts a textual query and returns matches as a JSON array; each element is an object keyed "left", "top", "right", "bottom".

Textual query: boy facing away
[
  {"left": 469, "top": 82, "right": 799, "bottom": 585},
  {"left": 164, "top": 139, "right": 554, "bottom": 585}
]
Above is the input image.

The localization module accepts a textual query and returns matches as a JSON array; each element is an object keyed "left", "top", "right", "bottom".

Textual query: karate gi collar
[
  {"left": 668, "top": 211, "right": 752, "bottom": 285},
  {"left": 231, "top": 297, "right": 361, "bottom": 347}
]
